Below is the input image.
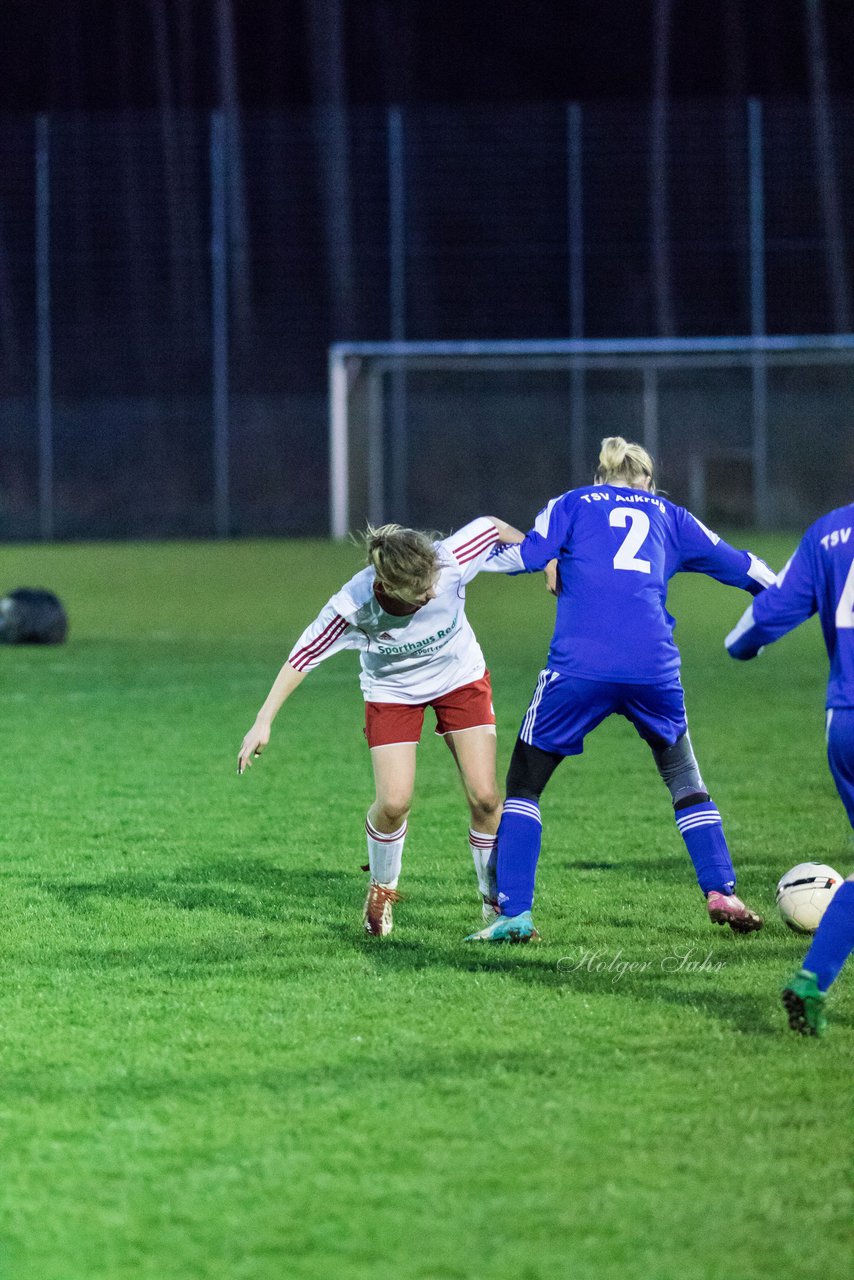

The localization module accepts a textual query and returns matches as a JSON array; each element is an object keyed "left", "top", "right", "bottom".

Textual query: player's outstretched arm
[
  {"left": 237, "top": 600, "right": 355, "bottom": 775},
  {"left": 676, "top": 509, "right": 775, "bottom": 595},
  {"left": 484, "top": 517, "right": 525, "bottom": 545},
  {"left": 449, "top": 516, "right": 526, "bottom": 577},
  {"left": 725, "top": 542, "right": 818, "bottom": 661},
  {"left": 504, "top": 493, "right": 572, "bottom": 575},
  {"left": 238, "top": 661, "right": 308, "bottom": 774},
  {"left": 479, "top": 501, "right": 572, "bottom": 577}
]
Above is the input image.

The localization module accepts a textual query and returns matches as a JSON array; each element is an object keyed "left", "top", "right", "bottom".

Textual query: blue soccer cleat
[{"left": 464, "top": 910, "right": 540, "bottom": 944}]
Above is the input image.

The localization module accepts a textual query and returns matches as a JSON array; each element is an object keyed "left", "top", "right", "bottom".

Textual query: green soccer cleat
[
  {"left": 464, "top": 910, "right": 540, "bottom": 944},
  {"left": 781, "top": 969, "right": 828, "bottom": 1037}
]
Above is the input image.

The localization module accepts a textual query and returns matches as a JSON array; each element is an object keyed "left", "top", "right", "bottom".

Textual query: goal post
[{"left": 329, "top": 335, "right": 854, "bottom": 538}]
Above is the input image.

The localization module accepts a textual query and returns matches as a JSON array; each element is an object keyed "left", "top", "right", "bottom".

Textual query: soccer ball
[{"left": 775, "top": 862, "right": 843, "bottom": 934}]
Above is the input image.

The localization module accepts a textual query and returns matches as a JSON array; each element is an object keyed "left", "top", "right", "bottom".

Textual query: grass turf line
[{"left": 0, "top": 536, "right": 850, "bottom": 1280}]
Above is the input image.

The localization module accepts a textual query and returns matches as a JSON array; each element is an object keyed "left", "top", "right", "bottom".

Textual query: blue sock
[
  {"left": 496, "top": 798, "right": 543, "bottom": 916},
  {"left": 674, "top": 800, "right": 736, "bottom": 895},
  {"left": 803, "top": 880, "right": 854, "bottom": 991}
]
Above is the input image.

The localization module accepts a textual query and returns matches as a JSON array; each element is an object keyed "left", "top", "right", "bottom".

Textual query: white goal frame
[{"left": 328, "top": 334, "right": 854, "bottom": 537}]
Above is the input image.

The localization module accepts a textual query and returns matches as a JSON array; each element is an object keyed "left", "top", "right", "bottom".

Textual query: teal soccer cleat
[
  {"left": 781, "top": 969, "right": 828, "bottom": 1037},
  {"left": 464, "top": 910, "right": 541, "bottom": 944}
]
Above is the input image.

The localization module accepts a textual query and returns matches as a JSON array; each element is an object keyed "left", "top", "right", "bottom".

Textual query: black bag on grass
[{"left": 0, "top": 588, "right": 68, "bottom": 644}]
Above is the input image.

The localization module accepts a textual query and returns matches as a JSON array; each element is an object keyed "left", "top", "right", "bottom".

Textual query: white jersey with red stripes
[{"left": 287, "top": 517, "right": 505, "bottom": 704}]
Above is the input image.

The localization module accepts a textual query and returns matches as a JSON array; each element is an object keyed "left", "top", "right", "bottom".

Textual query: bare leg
[
  {"left": 444, "top": 726, "right": 501, "bottom": 833},
  {"left": 368, "top": 742, "right": 417, "bottom": 833}
]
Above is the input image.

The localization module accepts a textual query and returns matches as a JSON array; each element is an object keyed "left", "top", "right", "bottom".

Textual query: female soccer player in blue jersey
[
  {"left": 466, "top": 436, "right": 775, "bottom": 944},
  {"left": 726, "top": 502, "right": 854, "bottom": 1036}
]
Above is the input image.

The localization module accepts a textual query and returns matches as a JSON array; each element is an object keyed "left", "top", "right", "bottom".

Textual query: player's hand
[
  {"left": 237, "top": 720, "right": 271, "bottom": 775},
  {"left": 544, "top": 559, "right": 560, "bottom": 596}
]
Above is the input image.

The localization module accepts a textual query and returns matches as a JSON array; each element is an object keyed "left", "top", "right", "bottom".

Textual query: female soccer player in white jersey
[
  {"left": 727, "top": 501, "right": 854, "bottom": 1036},
  {"left": 238, "top": 517, "right": 524, "bottom": 935},
  {"left": 467, "top": 437, "right": 775, "bottom": 944}
]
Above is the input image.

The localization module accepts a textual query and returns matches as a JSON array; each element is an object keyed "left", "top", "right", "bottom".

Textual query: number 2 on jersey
[
  {"left": 836, "top": 558, "right": 854, "bottom": 629},
  {"left": 609, "top": 508, "right": 651, "bottom": 574}
]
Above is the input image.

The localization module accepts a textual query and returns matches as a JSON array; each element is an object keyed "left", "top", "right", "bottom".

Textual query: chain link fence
[{"left": 0, "top": 100, "right": 851, "bottom": 538}]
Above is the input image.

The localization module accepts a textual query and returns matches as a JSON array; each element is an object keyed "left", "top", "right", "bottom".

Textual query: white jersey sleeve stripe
[
  {"left": 458, "top": 537, "right": 498, "bottom": 565},
  {"left": 443, "top": 518, "right": 506, "bottom": 586},
  {"left": 533, "top": 498, "right": 560, "bottom": 538},
  {"left": 747, "top": 553, "right": 776, "bottom": 588},
  {"left": 689, "top": 514, "right": 721, "bottom": 545},
  {"left": 453, "top": 523, "right": 497, "bottom": 553},
  {"left": 290, "top": 620, "right": 349, "bottom": 671},
  {"left": 453, "top": 526, "right": 499, "bottom": 563},
  {"left": 775, "top": 555, "right": 794, "bottom": 588},
  {"left": 290, "top": 612, "right": 347, "bottom": 665},
  {"left": 724, "top": 603, "right": 756, "bottom": 653},
  {"left": 289, "top": 614, "right": 350, "bottom": 670}
]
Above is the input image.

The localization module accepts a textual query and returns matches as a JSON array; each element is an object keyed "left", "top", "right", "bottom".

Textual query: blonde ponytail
[{"left": 594, "top": 436, "right": 656, "bottom": 491}]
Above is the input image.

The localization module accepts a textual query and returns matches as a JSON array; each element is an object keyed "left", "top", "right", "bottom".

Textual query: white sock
[
  {"left": 469, "top": 828, "right": 498, "bottom": 897},
  {"left": 365, "top": 815, "right": 407, "bottom": 889}
]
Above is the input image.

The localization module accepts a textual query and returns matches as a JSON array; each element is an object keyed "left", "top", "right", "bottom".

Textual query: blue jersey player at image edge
[
  {"left": 726, "top": 502, "right": 854, "bottom": 1036},
  {"left": 467, "top": 436, "right": 776, "bottom": 946}
]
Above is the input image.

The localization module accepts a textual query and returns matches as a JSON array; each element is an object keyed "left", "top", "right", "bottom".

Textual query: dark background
[
  {"left": 2, "top": 0, "right": 853, "bottom": 111},
  {"left": 1, "top": 1, "right": 852, "bottom": 539}
]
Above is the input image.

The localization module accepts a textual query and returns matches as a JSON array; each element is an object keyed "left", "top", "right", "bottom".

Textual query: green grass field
[{"left": 0, "top": 535, "right": 851, "bottom": 1280}]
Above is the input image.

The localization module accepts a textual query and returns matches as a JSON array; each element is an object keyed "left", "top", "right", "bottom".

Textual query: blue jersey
[
  {"left": 726, "top": 502, "right": 854, "bottom": 709},
  {"left": 498, "top": 485, "right": 773, "bottom": 684}
]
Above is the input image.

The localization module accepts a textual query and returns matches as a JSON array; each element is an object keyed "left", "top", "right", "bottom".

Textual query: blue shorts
[
  {"left": 519, "top": 670, "right": 688, "bottom": 756},
  {"left": 827, "top": 707, "right": 854, "bottom": 828}
]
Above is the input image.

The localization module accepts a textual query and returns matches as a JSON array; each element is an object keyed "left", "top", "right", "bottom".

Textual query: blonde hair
[
  {"left": 364, "top": 523, "right": 440, "bottom": 604},
  {"left": 594, "top": 436, "right": 656, "bottom": 491}
]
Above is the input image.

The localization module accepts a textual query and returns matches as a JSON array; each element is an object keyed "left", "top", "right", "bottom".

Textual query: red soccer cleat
[{"left": 363, "top": 881, "right": 402, "bottom": 937}]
